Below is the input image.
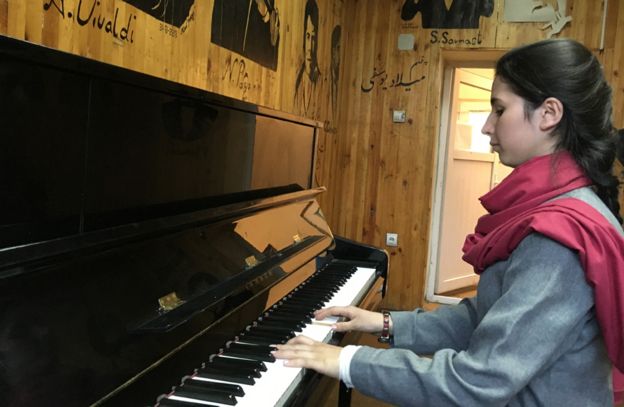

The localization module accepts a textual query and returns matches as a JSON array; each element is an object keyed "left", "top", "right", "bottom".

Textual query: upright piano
[{"left": 0, "top": 36, "right": 387, "bottom": 406}]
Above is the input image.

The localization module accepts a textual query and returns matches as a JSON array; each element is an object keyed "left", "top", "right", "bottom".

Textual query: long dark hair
[{"left": 496, "top": 38, "right": 622, "bottom": 224}]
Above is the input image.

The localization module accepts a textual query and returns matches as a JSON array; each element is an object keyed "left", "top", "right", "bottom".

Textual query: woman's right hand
[{"left": 314, "top": 306, "right": 387, "bottom": 334}]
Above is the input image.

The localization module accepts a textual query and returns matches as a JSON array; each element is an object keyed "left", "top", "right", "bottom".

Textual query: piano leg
[{"left": 338, "top": 380, "right": 352, "bottom": 407}]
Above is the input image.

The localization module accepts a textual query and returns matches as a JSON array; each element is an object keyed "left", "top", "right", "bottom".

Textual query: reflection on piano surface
[{"left": 0, "top": 36, "right": 388, "bottom": 407}]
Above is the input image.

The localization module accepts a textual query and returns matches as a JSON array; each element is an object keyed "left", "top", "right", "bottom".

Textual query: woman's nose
[{"left": 481, "top": 114, "right": 494, "bottom": 136}]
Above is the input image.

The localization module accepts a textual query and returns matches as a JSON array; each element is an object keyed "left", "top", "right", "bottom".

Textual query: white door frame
[
  {"left": 426, "top": 65, "right": 460, "bottom": 305},
  {"left": 425, "top": 51, "right": 504, "bottom": 305}
]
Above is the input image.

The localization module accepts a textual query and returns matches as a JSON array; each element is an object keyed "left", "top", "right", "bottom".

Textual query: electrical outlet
[{"left": 386, "top": 233, "right": 398, "bottom": 247}]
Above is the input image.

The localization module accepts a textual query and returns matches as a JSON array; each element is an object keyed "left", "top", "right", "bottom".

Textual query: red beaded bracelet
[{"left": 378, "top": 310, "right": 392, "bottom": 343}]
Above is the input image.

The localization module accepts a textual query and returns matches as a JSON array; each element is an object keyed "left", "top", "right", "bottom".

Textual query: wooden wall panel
[
  {"left": 0, "top": 0, "right": 345, "bottom": 121},
  {"left": 604, "top": 0, "right": 624, "bottom": 129},
  {"left": 319, "top": 0, "right": 624, "bottom": 311},
  {"left": 1, "top": 0, "right": 623, "bottom": 311}
]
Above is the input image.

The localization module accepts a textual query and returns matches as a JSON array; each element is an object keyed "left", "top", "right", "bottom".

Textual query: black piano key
[
  {"left": 295, "top": 285, "right": 339, "bottom": 294},
  {"left": 324, "top": 273, "right": 352, "bottom": 281},
  {"left": 287, "top": 290, "right": 333, "bottom": 301},
  {"left": 260, "top": 314, "right": 309, "bottom": 327},
  {"left": 281, "top": 298, "right": 326, "bottom": 309},
  {"left": 182, "top": 378, "right": 245, "bottom": 397},
  {"left": 308, "top": 279, "right": 348, "bottom": 288},
  {"left": 210, "top": 364, "right": 262, "bottom": 379},
  {"left": 247, "top": 323, "right": 297, "bottom": 334},
  {"left": 308, "top": 279, "right": 343, "bottom": 289},
  {"left": 237, "top": 333, "right": 284, "bottom": 346},
  {"left": 227, "top": 341, "right": 275, "bottom": 353},
  {"left": 256, "top": 319, "right": 303, "bottom": 332},
  {"left": 246, "top": 324, "right": 296, "bottom": 340},
  {"left": 277, "top": 296, "right": 324, "bottom": 307},
  {"left": 264, "top": 309, "right": 313, "bottom": 322},
  {"left": 239, "top": 330, "right": 291, "bottom": 343},
  {"left": 276, "top": 296, "right": 319, "bottom": 306},
  {"left": 292, "top": 285, "right": 336, "bottom": 293},
  {"left": 195, "top": 367, "right": 256, "bottom": 385},
  {"left": 202, "top": 356, "right": 263, "bottom": 378},
  {"left": 265, "top": 309, "right": 313, "bottom": 321},
  {"left": 272, "top": 303, "right": 317, "bottom": 314},
  {"left": 156, "top": 397, "right": 218, "bottom": 407},
  {"left": 174, "top": 385, "right": 238, "bottom": 406},
  {"left": 208, "top": 355, "right": 267, "bottom": 372},
  {"left": 221, "top": 347, "right": 276, "bottom": 363}
]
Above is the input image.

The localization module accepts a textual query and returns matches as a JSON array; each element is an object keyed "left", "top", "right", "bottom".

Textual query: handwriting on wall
[
  {"left": 430, "top": 30, "right": 482, "bottom": 45},
  {"left": 159, "top": 8, "right": 196, "bottom": 38},
  {"left": 361, "top": 58, "right": 428, "bottom": 93},
  {"left": 222, "top": 56, "right": 261, "bottom": 100},
  {"left": 43, "top": 0, "right": 136, "bottom": 44}
]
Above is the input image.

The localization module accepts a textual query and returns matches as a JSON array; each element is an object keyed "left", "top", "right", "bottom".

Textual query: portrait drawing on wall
[
  {"left": 122, "top": 0, "right": 195, "bottom": 28},
  {"left": 401, "top": 0, "right": 494, "bottom": 28},
  {"left": 211, "top": 0, "right": 281, "bottom": 71},
  {"left": 294, "top": 0, "right": 321, "bottom": 117}
]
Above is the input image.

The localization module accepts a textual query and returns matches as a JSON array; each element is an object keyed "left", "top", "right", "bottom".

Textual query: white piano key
[
  {"left": 323, "top": 266, "right": 376, "bottom": 309},
  {"left": 164, "top": 266, "right": 378, "bottom": 407}
]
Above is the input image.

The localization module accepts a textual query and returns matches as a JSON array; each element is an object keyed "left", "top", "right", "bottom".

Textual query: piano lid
[{"left": 0, "top": 188, "right": 333, "bottom": 407}]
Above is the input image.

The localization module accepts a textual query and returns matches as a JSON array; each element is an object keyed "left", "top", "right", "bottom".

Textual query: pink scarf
[{"left": 462, "top": 152, "right": 624, "bottom": 402}]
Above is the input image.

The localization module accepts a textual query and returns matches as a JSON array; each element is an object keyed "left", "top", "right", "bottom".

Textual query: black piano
[{"left": 0, "top": 36, "right": 388, "bottom": 406}]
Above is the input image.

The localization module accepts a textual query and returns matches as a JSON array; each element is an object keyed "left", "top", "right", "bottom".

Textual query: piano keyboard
[{"left": 154, "top": 263, "right": 378, "bottom": 407}]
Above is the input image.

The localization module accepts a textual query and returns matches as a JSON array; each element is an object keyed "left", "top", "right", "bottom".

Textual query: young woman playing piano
[{"left": 273, "top": 38, "right": 624, "bottom": 406}]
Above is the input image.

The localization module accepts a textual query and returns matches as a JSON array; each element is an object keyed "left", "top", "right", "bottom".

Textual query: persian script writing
[{"left": 361, "top": 57, "right": 428, "bottom": 93}]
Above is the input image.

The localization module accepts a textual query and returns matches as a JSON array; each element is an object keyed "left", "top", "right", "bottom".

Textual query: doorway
[{"left": 427, "top": 63, "right": 512, "bottom": 304}]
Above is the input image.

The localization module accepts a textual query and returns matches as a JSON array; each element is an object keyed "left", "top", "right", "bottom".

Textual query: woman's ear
[{"left": 539, "top": 97, "right": 564, "bottom": 132}]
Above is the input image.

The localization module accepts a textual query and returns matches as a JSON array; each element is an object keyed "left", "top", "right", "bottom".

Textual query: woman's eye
[{"left": 495, "top": 109, "right": 504, "bottom": 116}]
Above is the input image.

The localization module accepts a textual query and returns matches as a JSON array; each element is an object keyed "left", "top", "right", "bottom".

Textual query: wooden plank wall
[
  {"left": 0, "top": 0, "right": 345, "bottom": 119},
  {"left": 318, "top": 0, "right": 624, "bottom": 311},
  {"left": 1, "top": 0, "right": 623, "bottom": 311}
]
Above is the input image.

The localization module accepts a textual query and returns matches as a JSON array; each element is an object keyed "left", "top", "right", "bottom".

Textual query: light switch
[
  {"left": 398, "top": 33, "right": 415, "bottom": 50},
  {"left": 393, "top": 110, "right": 406, "bottom": 123},
  {"left": 386, "top": 233, "right": 398, "bottom": 247}
]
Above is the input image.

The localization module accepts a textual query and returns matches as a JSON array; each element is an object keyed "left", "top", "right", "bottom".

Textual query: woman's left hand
[{"left": 272, "top": 335, "right": 342, "bottom": 379}]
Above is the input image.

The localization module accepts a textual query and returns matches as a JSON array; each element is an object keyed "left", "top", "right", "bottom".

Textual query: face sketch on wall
[
  {"left": 400, "top": 0, "right": 494, "bottom": 28},
  {"left": 330, "top": 25, "right": 341, "bottom": 122},
  {"left": 122, "top": 0, "right": 195, "bottom": 28},
  {"left": 211, "top": 0, "right": 281, "bottom": 70},
  {"left": 294, "top": 0, "right": 320, "bottom": 116}
]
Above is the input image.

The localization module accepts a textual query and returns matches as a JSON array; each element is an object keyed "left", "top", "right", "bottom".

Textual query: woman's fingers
[
  {"left": 331, "top": 319, "right": 354, "bottom": 332},
  {"left": 284, "top": 334, "right": 316, "bottom": 345},
  {"left": 314, "top": 306, "right": 357, "bottom": 332},
  {"left": 314, "top": 305, "right": 353, "bottom": 320},
  {"left": 272, "top": 336, "right": 341, "bottom": 378},
  {"left": 314, "top": 306, "right": 383, "bottom": 333}
]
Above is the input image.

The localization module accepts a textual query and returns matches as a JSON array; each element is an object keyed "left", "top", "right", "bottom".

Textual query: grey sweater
[{"left": 350, "top": 187, "right": 621, "bottom": 406}]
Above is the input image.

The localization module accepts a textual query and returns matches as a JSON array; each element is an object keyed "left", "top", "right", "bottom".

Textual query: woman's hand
[
  {"left": 272, "top": 335, "right": 341, "bottom": 379},
  {"left": 314, "top": 306, "right": 386, "bottom": 334}
]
